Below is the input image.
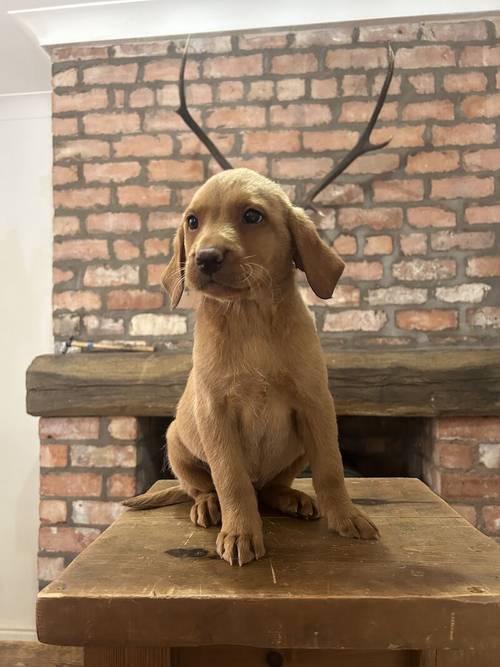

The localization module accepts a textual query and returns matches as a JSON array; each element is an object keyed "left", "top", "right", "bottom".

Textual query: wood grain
[
  {"left": 26, "top": 349, "right": 500, "bottom": 417},
  {"left": 37, "top": 478, "right": 500, "bottom": 651},
  {"left": 0, "top": 641, "right": 82, "bottom": 667}
]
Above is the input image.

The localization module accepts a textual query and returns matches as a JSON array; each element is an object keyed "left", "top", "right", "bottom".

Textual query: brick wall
[{"left": 50, "top": 15, "right": 500, "bottom": 351}]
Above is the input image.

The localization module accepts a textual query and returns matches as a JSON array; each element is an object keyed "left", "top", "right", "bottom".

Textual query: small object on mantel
[
  {"left": 37, "top": 478, "right": 500, "bottom": 666},
  {"left": 63, "top": 337, "right": 156, "bottom": 353}
]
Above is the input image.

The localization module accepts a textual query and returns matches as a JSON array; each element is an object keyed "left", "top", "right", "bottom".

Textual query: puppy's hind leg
[{"left": 259, "top": 455, "right": 320, "bottom": 520}]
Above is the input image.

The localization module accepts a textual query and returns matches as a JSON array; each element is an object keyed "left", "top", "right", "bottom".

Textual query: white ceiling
[{"left": 2, "top": 0, "right": 500, "bottom": 96}]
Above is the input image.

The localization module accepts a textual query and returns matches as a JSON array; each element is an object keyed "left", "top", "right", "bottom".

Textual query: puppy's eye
[
  {"left": 187, "top": 214, "right": 198, "bottom": 231},
  {"left": 243, "top": 208, "right": 263, "bottom": 225}
]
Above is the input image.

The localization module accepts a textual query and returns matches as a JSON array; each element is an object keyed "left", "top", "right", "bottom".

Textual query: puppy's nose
[{"left": 196, "top": 247, "right": 225, "bottom": 275}]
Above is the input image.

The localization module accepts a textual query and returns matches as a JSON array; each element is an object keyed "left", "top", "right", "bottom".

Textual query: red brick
[
  {"left": 406, "top": 151, "right": 459, "bottom": 174},
  {"left": 303, "top": 130, "right": 358, "bottom": 152},
  {"left": 271, "top": 157, "right": 332, "bottom": 180},
  {"left": 53, "top": 267, "right": 74, "bottom": 285},
  {"left": 432, "top": 176, "right": 494, "bottom": 200},
  {"left": 108, "top": 417, "right": 139, "bottom": 440},
  {"left": 276, "top": 79, "right": 305, "bottom": 101},
  {"left": 464, "top": 148, "right": 500, "bottom": 172},
  {"left": 144, "top": 58, "right": 199, "bottom": 82},
  {"left": 293, "top": 27, "right": 352, "bottom": 47},
  {"left": 270, "top": 104, "right": 331, "bottom": 127},
  {"left": 129, "top": 87, "right": 155, "bottom": 108},
  {"left": 84, "top": 265, "right": 139, "bottom": 287},
  {"left": 180, "top": 35, "right": 232, "bottom": 54},
  {"left": 271, "top": 53, "right": 317, "bottom": 74},
  {"left": 441, "top": 474, "right": 500, "bottom": 501},
  {"left": 113, "top": 240, "right": 140, "bottom": 260},
  {"left": 431, "top": 230, "right": 494, "bottom": 251},
  {"left": 326, "top": 47, "right": 387, "bottom": 70},
  {"left": 206, "top": 106, "right": 266, "bottom": 129},
  {"left": 468, "top": 307, "right": 500, "bottom": 329},
  {"left": 400, "top": 233, "right": 427, "bottom": 256},
  {"left": 341, "top": 75, "right": 367, "bottom": 96},
  {"left": 54, "top": 216, "right": 80, "bottom": 236},
  {"left": 396, "top": 309, "right": 457, "bottom": 331},
  {"left": 40, "top": 444, "right": 68, "bottom": 468},
  {"left": 54, "top": 139, "right": 110, "bottom": 161},
  {"left": 83, "top": 63, "right": 137, "bottom": 85},
  {"left": 465, "top": 205, "right": 500, "bottom": 225},
  {"left": 41, "top": 472, "right": 102, "bottom": 498},
  {"left": 436, "top": 284, "right": 491, "bottom": 304},
  {"left": 40, "top": 500, "right": 67, "bottom": 524},
  {"left": 372, "top": 125, "right": 425, "bottom": 148},
  {"left": 144, "top": 238, "right": 170, "bottom": 257},
  {"left": 339, "top": 207, "right": 402, "bottom": 231},
  {"left": 52, "top": 45, "right": 109, "bottom": 61},
  {"left": 113, "top": 89, "right": 125, "bottom": 109},
  {"left": 432, "top": 123, "right": 495, "bottom": 146},
  {"left": 358, "top": 22, "right": 419, "bottom": 42},
  {"left": 84, "top": 161, "right": 141, "bottom": 184},
  {"left": 436, "top": 417, "right": 500, "bottom": 442},
  {"left": 462, "top": 93, "right": 500, "bottom": 119},
  {"left": 367, "top": 287, "right": 427, "bottom": 306},
  {"left": 53, "top": 165, "right": 78, "bottom": 186},
  {"left": 70, "top": 444, "right": 136, "bottom": 468},
  {"left": 408, "top": 207, "right": 456, "bottom": 228},
  {"left": 86, "top": 212, "right": 141, "bottom": 234},
  {"left": 421, "top": 20, "right": 487, "bottom": 41},
  {"left": 301, "top": 284, "right": 360, "bottom": 308},
  {"left": 53, "top": 290, "right": 101, "bottom": 311},
  {"left": 324, "top": 309, "right": 387, "bottom": 332},
  {"left": 72, "top": 500, "right": 124, "bottom": 525},
  {"left": 39, "top": 526, "right": 100, "bottom": 554},
  {"left": 408, "top": 74, "right": 435, "bottom": 95},
  {"left": 83, "top": 112, "right": 140, "bottom": 135},
  {"left": 460, "top": 46, "right": 500, "bottom": 67},
  {"left": 39, "top": 417, "right": 100, "bottom": 440},
  {"left": 343, "top": 261, "right": 383, "bottom": 280},
  {"left": 148, "top": 212, "right": 179, "bottom": 230},
  {"left": 364, "top": 235, "right": 392, "bottom": 255},
  {"left": 435, "top": 442, "right": 475, "bottom": 469},
  {"left": 54, "top": 239, "right": 109, "bottom": 261},
  {"left": 38, "top": 556, "right": 65, "bottom": 582},
  {"left": 178, "top": 131, "right": 234, "bottom": 156},
  {"left": 393, "top": 258, "right": 456, "bottom": 281},
  {"left": 239, "top": 33, "right": 288, "bottom": 50},
  {"left": 333, "top": 235, "right": 357, "bottom": 256},
  {"left": 372, "top": 73, "right": 401, "bottom": 96},
  {"left": 53, "top": 89, "right": 108, "bottom": 113},
  {"left": 186, "top": 83, "right": 213, "bottom": 105},
  {"left": 204, "top": 54, "right": 262, "bottom": 78},
  {"left": 396, "top": 45, "right": 455, "bottom": 69},
  {"left": 443, "top": 72, "right": 487, "bottom": 93},
  {"left": 106, "top": 474, "right": 136, "bottom": 498},
  {"left": 53, "top": 117, "right": 78, "bottom": 136},
  {"left": 54, "top": 188, "right": 110, "bottom": 210},
  {"left": 483, "top": 506, "right": 500, "bottom": 534},
  {"left": 316, "top": 183, "right": 363, "bottom": 206},
  {"left": 247, "top": 80, "right": 274, "bottom": 101},
  {"left": 217, "top": 81, "right": 243, "bottom": 102},
  {"left": 53, "top": 68, "right": 77, "bottom": 87},
  {"left": 403, "top": 100, "right": 454, "bottom": 121},
  {"left": 450, "top": 504, "right": 477, "bottom": 525},
  {"left": 242, "top": 130, "right": 300, "bottom": 154},
  {"left": 372, "top": 179, "right": 424, "bottom": 202},
  {"left": 231, "top": 156, "right": 268, "bottom": 173},
  {"left": 147, "top": 264, "right": 165, "bottom": 286},
  {"left": 107, "top": 290, "right": 163, "bottom": 310},
  {"left": 148, "top": 159, "right": 204, "bottom": 182},
  {"left": 345, "top": 153, "right": 400, "bottom": 176},
  {"left": 117, "top": 185, "right": 171, "bottom": 207},
  {"left": 83, "top": 315, "right": 124, "bottom": 336},
  {"left": 113, "top": 134, "right": 173, "bottom": 158},
  {"left": 339, "top": 100, "right": 397, "bottom": 123}
]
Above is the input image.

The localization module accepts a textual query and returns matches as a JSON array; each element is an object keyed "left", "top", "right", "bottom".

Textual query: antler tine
[
  {"left": 301, "top": 43, "right": 395, "bottom": 213},
  {"left": 176, "top": 36, "right": 233, "bottom": 171}
]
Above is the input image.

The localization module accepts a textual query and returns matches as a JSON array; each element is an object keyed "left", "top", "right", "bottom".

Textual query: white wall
[{"left": 0, "top": 92, "right": 53, "bottom": 640}]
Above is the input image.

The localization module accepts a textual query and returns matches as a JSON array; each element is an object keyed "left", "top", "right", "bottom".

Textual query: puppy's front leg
[
  {"left": 197, "top": 405, "right": 265, "bottom": 566},
  {"left": 300, "top": 391, "right": 379, "bottom": 540}
]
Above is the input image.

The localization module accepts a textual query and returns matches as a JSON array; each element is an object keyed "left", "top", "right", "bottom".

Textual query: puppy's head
[{"left": 162, "top": 168, "right": 345, "bottom": 307}]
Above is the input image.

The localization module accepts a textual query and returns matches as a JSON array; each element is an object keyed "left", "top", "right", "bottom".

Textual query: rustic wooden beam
[{"left": 26, "top": 349, "right": 500, "bottom": 418}]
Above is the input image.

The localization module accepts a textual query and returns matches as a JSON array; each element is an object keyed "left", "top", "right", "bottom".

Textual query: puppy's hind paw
[{"left": 190, "top": 492, "right": 221, "bottom": 528}]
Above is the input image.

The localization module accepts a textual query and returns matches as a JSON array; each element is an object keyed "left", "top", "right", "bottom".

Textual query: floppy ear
[
  {"left": 161, "top": 224, "right": 185, "bottom": 309},
  {"left": 289, "top": 206, "right": 345, "bottom": 299}
]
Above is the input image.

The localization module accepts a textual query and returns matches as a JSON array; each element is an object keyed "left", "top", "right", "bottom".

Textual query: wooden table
[{"left": 37, "top": 478, "right": 500, "bottom": 666}]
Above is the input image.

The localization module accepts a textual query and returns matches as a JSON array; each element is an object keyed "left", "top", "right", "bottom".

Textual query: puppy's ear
[
  {"left": 288, "top": 206, "right": 345, "bottom": 299},
  {"left": 161, "top": 224, "right": 185, "bottom": 309}
]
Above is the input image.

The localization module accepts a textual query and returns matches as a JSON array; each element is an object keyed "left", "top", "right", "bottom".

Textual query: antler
[
  {"left": 300, "top": 43, "right": 395, "bottom": 213},
  {"left": 176, "top": 36, "right": 233, "bottom": 170}
]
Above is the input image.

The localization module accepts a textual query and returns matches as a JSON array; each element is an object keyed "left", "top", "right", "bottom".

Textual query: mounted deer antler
[{"left": 176, "top": 37, "right": 395, "bottom": 212}]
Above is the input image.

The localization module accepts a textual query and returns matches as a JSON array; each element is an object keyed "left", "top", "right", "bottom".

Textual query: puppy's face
[{"left": 162, "top": 168, "right": 345, "bottom": 307}]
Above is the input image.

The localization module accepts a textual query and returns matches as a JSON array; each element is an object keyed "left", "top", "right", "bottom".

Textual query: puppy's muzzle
[{"left": 196, "top": 247, "right": 225, "bottom": 276}]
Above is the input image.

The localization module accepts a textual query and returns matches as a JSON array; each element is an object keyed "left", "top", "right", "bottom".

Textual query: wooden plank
[
  {"left": 84, "top": 648, "right": 170, "bottom": 667},
  {"left": 37, "top": 479, "right": 500, "bottom": 651},
  {"left": 420, "top": 649, "right": 500, "bottom": 666},
  {"left": 26, "top": 349, "right": 500, "bottom": 417},
  {"left": 0, "top": 641, "right": 82, "bottom": 667}
]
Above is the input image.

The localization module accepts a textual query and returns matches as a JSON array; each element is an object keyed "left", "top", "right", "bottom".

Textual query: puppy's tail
[{"left": 122, "top": 484, "right": 190, "bottom": 510}]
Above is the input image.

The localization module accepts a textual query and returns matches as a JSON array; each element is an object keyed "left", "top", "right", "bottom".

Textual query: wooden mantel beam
[{"left": 26, "top": 349, "right": 500, "bottom": 418}]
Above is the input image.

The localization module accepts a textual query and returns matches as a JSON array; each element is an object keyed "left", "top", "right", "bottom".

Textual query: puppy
[{"left": 124, "top": 167, "right": 379, "bottom": 565}]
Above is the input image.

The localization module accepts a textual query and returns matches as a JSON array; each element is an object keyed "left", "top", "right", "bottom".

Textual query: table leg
[{"left": 84, "top": 647, "right": 171, "bottom": 667}]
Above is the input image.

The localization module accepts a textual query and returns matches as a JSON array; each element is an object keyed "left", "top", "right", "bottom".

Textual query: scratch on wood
[
  {"left": 269, "top": 560, "right": 277, "bottom": 584},
  {"left": 183, "top": 531, "right": 194, "bottom": 545},
  {"left": 449, "top": 611, "right": 456, "bottom": 641}
]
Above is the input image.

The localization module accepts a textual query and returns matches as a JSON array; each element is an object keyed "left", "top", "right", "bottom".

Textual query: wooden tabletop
[{"left": 37, "top": 478, "right": 500, "bottom": 651}]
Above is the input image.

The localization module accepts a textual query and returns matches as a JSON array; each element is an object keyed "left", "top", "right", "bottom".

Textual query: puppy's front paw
[
  {"left": 327, "top": 504, "right": 379, "bottom": 540},
  {"left": 216, "top": 520, "right": 265, "bottom": 566}
]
